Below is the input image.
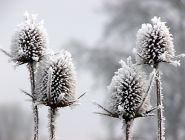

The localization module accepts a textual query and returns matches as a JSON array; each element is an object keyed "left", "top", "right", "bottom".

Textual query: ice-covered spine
[
  {"left": 155, "top": 66, "right": 165, "bottom": 140},
  {"left": 28, "top": 63, "right": 39, "bottom": 140}
]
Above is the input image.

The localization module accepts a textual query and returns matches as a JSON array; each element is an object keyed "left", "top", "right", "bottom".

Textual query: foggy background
[{"left": 0, "top": 0, "right": 185, "bottom": 140}]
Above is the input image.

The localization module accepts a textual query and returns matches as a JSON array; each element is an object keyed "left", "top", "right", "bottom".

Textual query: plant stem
[
  {"left": 124, "top": 120, "right": 133, "bottom": 140},
  {"left": 29, "top": 63, "right": 39, "bottom": 140},
  {"left": 155, "top": 65, "right": 165, "bottom": 140},
  {"left": 33, "top": 105, "right": 39, "bottom": 140},
  {"left": 49, "top": 107, "right": 58, "bottom": 140}
]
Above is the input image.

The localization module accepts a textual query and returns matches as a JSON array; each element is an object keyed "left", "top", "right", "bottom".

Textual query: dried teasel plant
[
  {"left": 0, "top": 11, "right": 48, "bottom": 140},
  {"left": 135, "top": 17, "right": 185, "bottom": 140},
  {"left": 34, "top": 50, "right": 79, "bottom": 140},
  {"left": 10, "top": 12, "right": 48, "bottom": 65},
  {"left": 136, "top": 16, "right": 185, "bottom": 67},
  {"left": 95, "top": 57, "right": 155, "bottom": 140}
]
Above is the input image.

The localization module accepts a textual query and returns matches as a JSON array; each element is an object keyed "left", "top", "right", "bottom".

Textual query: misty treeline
[
  {"left": 0, "top": 105, "right": 48, "bottom": 140},
  {"left": 64, "top": 0, "right": 185, "bottom": 140}
]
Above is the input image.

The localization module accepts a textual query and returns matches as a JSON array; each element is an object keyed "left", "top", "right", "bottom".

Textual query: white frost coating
[
  {"left": 11, "top": 11, "right": 48, "bottom": 64},
  {"left": 160, "top": 77, "right": 165, "bottom": 140},
  {"left": 108, "top": 57, "right": 151, "bottom": 119},
  {"left": 160, "top": 96, "right": 166, "bottom": 140},
  {"left": 136, "top": 16, "right": 175, "bottom": 66},
  {"left": 170, "top": 60, "right": 181, "bottom": 67},
  {"left": 35, "top": 50, "right": 76, "bottom": 108}
]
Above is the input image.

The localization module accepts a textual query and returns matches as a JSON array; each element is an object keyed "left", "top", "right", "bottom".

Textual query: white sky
[
  {"left": 0, "top": 0, "right": 109, "bottom": 140},
  {"left": 0, "top": 0, "right": 106, "bottom": 48}
]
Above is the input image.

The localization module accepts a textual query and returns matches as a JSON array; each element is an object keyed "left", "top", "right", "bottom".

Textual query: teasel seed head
[
  {"left": 136, "top": 17, "right": 175, "bottom": 67},
  {"left": 108, "top": 57, "right": 150, "bottom": 121},
  {"left": 35, "top": 50, "right": 76, "bottom": 108},
  {"left": 11, "top": 11, "right": 48, "bottom": 65}
]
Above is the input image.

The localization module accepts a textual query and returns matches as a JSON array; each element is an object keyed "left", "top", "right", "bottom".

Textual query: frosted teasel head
[
  {"left": 108, "top": 57, "right": 151, "bottom": 121},
  {"left": 34, "top": 50, "right": 76, "bottom": 108},
  {"left": 135, "top": 16, "right": 181, "bottom": 67},
  {"left": 11, "top": 11, "right": 48, "bottom": 64}
]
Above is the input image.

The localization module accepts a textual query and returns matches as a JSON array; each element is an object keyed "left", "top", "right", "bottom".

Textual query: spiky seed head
[
  {"left": 35, "top": 50, "right": 76, "bottom": 108},
  {"left": 11, "top": 11, "right": 48, "bottom": 64},
  {"left": 136, "top": 17, "right": 175, "bottom": 66},
  {"left": 108, "top": 57, "right": 149, "bottom": 120}
]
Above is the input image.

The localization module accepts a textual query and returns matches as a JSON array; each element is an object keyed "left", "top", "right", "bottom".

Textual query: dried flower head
[
  {"left": 108, "top": 57, "right": 150, "bottom": 121},
  {"left": 136, "top": 17, "right": 175, "bottom": 67},
  {"left": 11, "top": 11, "right": 48, "bottom": 64},
  {"left": 35, "top": 50, "right": 76, "bottom": 108}
]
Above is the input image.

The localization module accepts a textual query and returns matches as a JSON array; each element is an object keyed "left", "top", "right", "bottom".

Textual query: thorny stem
[
  {"left": 49, "top": 107, "right": 58, "bottom": 140},
  {"left": 124, "top": 120, "right": 133, "bottom": 140},
  {"left": 29, "top": 63, "right": 39, "bottom": 140},
  {"left": 155, "top": 65, "right": 165, "bottom": 140},
  {"left": 33, "top": 105, "right": 39, "bottom": 140}
]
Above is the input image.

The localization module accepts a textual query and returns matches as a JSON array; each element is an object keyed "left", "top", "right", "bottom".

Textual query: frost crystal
[
  {"left": 109, "top": 57, "right": 150, "bottom": 120},
  {"left": 35, "top": 50, "right": 76, "bottom": 108},
  {"left": 11, "top": 11, "right": 48, "bottom": 64},
  {"left": 136, "top": 17, "right": 175, "bottom": 66}
]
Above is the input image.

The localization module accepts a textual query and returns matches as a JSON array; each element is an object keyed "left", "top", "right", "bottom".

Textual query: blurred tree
[
  {"left": 64, "top": 39, "right": 129, "bottom": 86},
  {"left": 64, "top": 0, "right": 185, "bottom": 139},
  {"left": 0, "top": 105, "right": 48, "bottom": 140}
]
